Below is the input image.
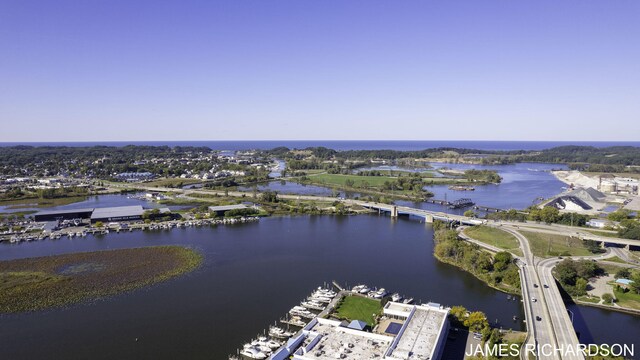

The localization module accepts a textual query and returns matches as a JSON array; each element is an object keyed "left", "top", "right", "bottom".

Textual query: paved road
[
  {"left": 499, "top": 226, "right": 563, "bottom": 360},
  {"left": 111, "top": 183, "right": 638, "bottom": 359}
]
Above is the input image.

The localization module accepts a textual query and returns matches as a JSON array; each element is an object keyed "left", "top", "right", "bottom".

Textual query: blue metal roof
[{"left": 347, "top": 320, "right": 367, "bottom": 331}]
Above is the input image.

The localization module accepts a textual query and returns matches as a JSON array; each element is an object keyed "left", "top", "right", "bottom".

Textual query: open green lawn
[
  {"left": 521, "top": 231, "right": 593, "bottom": 258},
  {"left": 614, "top": 288, "right": 640, "bottom": 310},
  {"left": 0, "top": 196, "right": 88, "bottom": 209},
  {"left": 584, "top": 229, "right": 620, "bottom": 238},
  {"left": 140, "top": 178, "right": 202, "bottom": 188},
  {"left": 605, "top": 256, "right": 631, "bottom": 264},
  {"left": 334, "top": 295, "right": 382, "bottom": 327},
  {"left": 310, "top": 173, "right": 397, "bottom": 188},
  {"left": 463, "top": 226, "right": 521, "bottom": 255},
  {"left": 308, "top": 173, "right": 468, "bottom": 189}
]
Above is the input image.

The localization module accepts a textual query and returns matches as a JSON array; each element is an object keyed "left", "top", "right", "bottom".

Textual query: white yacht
[
  {"left": 269, "top": 326, "right": 294, "bottom": 339},
  {"left": 391, "top": 293, "right": 402, "bottom": 302},
  {"left": 240, "top": 346, "right": 267, "bottom": 360},
  {"left": 352, "top": 284, "right": 371, "bottom": 294}
]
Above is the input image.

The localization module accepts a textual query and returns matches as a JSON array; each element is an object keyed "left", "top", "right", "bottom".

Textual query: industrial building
[
  {"left": 33, "top": 208, "right": 94, "bottom": 222},
  {"left": 33, "top": 205, "right": 173, "bottom": 224},
  {"left": 90, "top": 205, "right": 145, "bottom": 223},
  {"left": 208, "top": 204, "right": 253, "bottom": 216}
]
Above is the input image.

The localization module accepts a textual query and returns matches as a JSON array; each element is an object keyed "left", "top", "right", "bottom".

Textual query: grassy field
[
  {"left": 334, "top": 295, "right": 382, "bottom": 327},
  {"left": 463, "top": 226, "right": 522, "bottom": 255},
  {"left": 0, "top": 246, "right": 202, "bottom": 313},
  {"left": 521, "top": 231, "right": 593, "bottom": 258},
  {"left": 614, "top": 288, "right": 640, "bottom": 310},
  {"left": 0, "top": 196, "right": 88, "bottom": 209},
  {"left": 308, "top": 173, "right": 468, "bottom": 189},
  {"left": 140, "top": 178, "right": 202, "bottom": 188},
  {"left": 310, "top": 173, "right": 397, "bottom": 188},
  {"left": 584, "top": 229, "right": 620, "bottom": 238}
]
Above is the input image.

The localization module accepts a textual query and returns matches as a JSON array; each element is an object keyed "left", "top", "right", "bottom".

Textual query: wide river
[{"left": 1, "top": 215, "right": 639, "bottom": 359}]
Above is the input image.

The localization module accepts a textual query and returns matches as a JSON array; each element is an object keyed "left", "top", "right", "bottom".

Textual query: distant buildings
[
  {"left": 114, "top": 172, "right": 156, "bottom": 182},
  {"left": 545, "top": 187, "right": 607, "bottom": 213}
]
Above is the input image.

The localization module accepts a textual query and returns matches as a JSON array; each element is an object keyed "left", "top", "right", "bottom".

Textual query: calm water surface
[{"left": 0, "top": 215, "right": 524, "bottom": 360}]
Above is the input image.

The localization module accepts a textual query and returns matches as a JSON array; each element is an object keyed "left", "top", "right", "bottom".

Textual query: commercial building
[
  {"left": 208, "top": 204, "right": 250, "bottom": 216},
  {"left": 290, "top": 302, "right": 449, "bottom": 360},
  {"left": 34, "top": 208, "right": 94, "bottom": 222},
  {"left": 90, "top": 205, "right": 145, "bottom": 223}
]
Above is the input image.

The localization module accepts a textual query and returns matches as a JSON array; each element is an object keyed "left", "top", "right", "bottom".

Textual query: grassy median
[{"left": 463, "top": 226, "right": 522, "bottom": 256}]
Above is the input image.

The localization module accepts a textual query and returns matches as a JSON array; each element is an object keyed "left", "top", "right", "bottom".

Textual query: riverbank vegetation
[
  {"left": 0, "top": 246, "right": 203, "bottom": 313},
  {"left": 433, "top": 226, "right": 521, "bottom": 294},
  {"left": 449, "top": 305, "right": 525, "bottom": 359},
  {"left": 612, "top": 268, "right": 640, "bottom": 310}
]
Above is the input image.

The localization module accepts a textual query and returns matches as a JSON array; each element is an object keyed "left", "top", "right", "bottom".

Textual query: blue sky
[{"left": 1, "top": 1, "right": 638, "bottom": 142}]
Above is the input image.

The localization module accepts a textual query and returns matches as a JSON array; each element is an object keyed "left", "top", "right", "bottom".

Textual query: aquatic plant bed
[
  {"left": 0, "top": 246, "right": 203, "bottom": 312},
  {"left": 333, "top": 295, "right": 382, "bottom": 327}
]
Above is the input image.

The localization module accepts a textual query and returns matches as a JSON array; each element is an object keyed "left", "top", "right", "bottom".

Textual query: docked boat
[
  {"left": 368, "top": 288, "right": 388, "bottom": 299},
  {"left": 301, "top": 300, "right": 325, "bottom": 310},
  {"left": 281, "top": 316, "right": 306, "bottom": 327},
  {"left": 240, "top": 346, "right": 267, "bottom": 360},
  {"left": 269, "top": 326, "right": 294, "bottom": 339},
  {"left": 351, "top": 284, "right": 371, "bottom": 294},
  {"left": 402, "top": 297, "right": 414, "bottom": 304},
  {"left": 391, "top": 293, "right": 403, "bottom": 302},
  {"left": 448, "top": 185, "right": 475, "bottom": 191}
]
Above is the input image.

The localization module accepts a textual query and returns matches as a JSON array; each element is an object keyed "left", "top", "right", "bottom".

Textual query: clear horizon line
[{"left": 1, "top": 139, "right": 639, "bottom": 143}]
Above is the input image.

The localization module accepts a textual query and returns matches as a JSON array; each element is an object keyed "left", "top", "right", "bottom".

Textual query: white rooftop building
[{"left": 290, "top": 302, "right": 449, "bottom": 360}]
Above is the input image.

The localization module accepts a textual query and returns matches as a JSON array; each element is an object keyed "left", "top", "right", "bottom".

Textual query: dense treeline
[
  {"left": 554, "top": 259, "right": 603, "bottom": 297},
  {"left": 264, "top": 145, "right": 640, "bottom": 170},
  {"left": 264, "top": 146, "right": 525, "bottom": 160},
  {"left": 433, "top": 225, "right": 521, "bottom": 292},
  {"left": 463, "top": 169, "right": 502, "bottom": 183},
  {"left": 527, "top": 146, "right": 640, "bottom": 167}
]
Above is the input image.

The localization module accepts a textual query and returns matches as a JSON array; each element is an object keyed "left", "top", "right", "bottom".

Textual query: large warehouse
[
  {"left": 34, "top": 208, "right": 94, "bottom": 222},
  {"left": 90, "top": 205, "right": 145, "bottom": 223}
]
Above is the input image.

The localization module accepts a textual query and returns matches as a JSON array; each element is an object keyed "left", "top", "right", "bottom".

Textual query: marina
[{"left": 230, "top": 284, "right": 450, "bottom": 360}]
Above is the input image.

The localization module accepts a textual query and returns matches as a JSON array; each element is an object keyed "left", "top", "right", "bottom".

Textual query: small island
[{"left": 0, "top": 245, "right": 203, "bottom": 313}]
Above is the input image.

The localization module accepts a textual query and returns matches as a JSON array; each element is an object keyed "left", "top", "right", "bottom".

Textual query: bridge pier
[
  {"left": 424, "top": 214, "right": 434, "bottom": 223},
  {"left": 391, "top": 206, "right": 398, "bottom": 218}
]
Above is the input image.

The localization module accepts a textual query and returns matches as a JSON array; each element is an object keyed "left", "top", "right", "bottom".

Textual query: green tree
[
  {"left": 449, "top": 305, "right": 468, "bottom": 324},
  {"left": 614, "top": 268, "right": 631, "bottom": 279},
  {"left": 463, "top": 210, "right": 477, "bottom": 218},
  {"left": 540, "top": 206, "right": 560, "bottom": 224},
  {"left": 602, "top": 293, "right": 614, "bottom": 304},
  {"left": 575, "top": 277, "right": 588, "bottom": 295},
  {"left": 94, "top": 221, "right": 104, "bottom": 228},
  {"left": 260, "top": 190, "right": 279, "bottom": 203},
  {"left": 463, "top": 311, "right": 489, "bottom": 332},
  {"left": 608, "top": 209, "right": 631, "bottom": 222}
]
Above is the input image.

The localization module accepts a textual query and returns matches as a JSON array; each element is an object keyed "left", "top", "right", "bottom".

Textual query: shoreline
[{"left": 433, "top": 252, "right": 521, "bottom": 296}]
